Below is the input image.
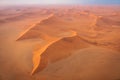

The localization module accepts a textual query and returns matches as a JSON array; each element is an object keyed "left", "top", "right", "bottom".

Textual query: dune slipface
[{"left": 31, "top": 31, "right": 92, "bottom": 75}]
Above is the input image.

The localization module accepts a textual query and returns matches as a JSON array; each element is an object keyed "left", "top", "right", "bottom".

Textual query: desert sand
[{"left": 0, "top": 5, "right": 120, "bottom": 80}]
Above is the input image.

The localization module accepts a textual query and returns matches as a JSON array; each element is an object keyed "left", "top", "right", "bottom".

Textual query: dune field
[{"left": 0, "top": 5, "right": 120, "bottom": 80}]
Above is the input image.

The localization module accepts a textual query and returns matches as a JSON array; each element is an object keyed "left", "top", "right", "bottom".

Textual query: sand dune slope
[{"left": 32, "top": 32, "right": 88, "bottom": 74}]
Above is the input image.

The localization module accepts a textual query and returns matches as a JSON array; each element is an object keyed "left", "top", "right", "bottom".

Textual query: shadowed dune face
[
  {"left": 32, "top": 35, "right": 90, "bottom": 74},
  {"left": 0, "top": 6, "right": 120, "bottom": 80},
  {"left": 31, "top": 31, "right": 78, "bottom": 75}
]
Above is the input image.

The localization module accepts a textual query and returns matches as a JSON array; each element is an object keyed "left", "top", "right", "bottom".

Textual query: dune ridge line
[
  {"left": 31, "top": 31, "right": 77, "bottom": 75},
  {"left": 16, "top": 14, "right": 54, "bottom": 41}
]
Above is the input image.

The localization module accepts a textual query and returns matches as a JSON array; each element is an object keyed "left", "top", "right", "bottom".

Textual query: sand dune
[
  {"left": 17, "top": 12, "right": 95, "bottom": 41},
  {"left": 31, "top": 34, "right": 91, "bottom": 75},
  {"left": 16, "top": 8, "right": 120, "bottom": 75},
  {"left": 0, "top": 8, "right": 52, "bottom": 25},
  {"left": 32, "top": 32, "right": 88, "bottom": 74},
  {"left": 16, "top": 13, "right": 96, "bottom": 75},
  {"left": 16, "top": 14, "right": 54, "bottom": 40},
  {"left": 0, "top": 6, "right": 120, "bottom": 80},
  {"left": 17, "top": 14, "right": 68, "bottom": 40}
]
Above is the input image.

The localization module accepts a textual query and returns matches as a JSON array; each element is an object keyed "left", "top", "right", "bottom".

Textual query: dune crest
[
  {"left": 31, "top": 31, "right": 77, "bottom": 75},
  {"left": 16, "top": 13, "right": 54, "bottom": 41}
]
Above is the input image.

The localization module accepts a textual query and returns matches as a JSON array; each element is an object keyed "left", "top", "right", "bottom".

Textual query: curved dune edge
[
  {"left": 16, "top": 14, "right": 54, "bottom": 41},
  {"left": 31, "top": 31, "right": 77, "bottom": 75},
  {"left": 16, "top": 23, "right": 39, "bottom": 41}
]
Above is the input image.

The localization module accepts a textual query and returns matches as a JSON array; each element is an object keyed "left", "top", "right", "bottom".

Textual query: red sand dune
[
  {"left": 31, "top": 34, "right": 91, "bottom": 75},
  {"left": 16, "top": 9, "right": 120, "bottom": 75},
  {"left": 0, "top": 6, "right": 120, "bottom": 80}
]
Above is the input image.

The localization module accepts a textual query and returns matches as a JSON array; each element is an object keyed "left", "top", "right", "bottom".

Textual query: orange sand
[{"left": 0, "top": 5, "right": 120, "bottom": 80}]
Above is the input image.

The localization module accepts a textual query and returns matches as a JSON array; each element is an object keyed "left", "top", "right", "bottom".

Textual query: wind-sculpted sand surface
[{"left": 0, "top": 6, "right": 120, "bottom": 80}]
